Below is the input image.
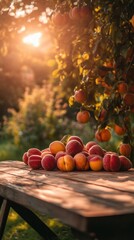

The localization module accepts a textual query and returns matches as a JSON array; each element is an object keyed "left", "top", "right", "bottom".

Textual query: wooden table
[{"left": 0, "top": 160, "right": 134, "bottom": 240}]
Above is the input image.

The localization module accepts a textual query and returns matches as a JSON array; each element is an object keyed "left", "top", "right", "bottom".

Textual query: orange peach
[
  {"left": 119, "top": 156, "right": 132, "bottom": 171},
  {"left": 28, "top": 155, "right": 42, "bottom": 169},
  {"left": 88, "top": 144, "right": 104, "bottom": 157},
  {"left": 119, "top": 143, "right": 132, "bottom": 157},
  {"left": 74, "top": 153, "right": 89, "bottom": 171},
  {"left": 89, "top": 156, "right": 103, "bottom": 171},
  {"left": 76, "top": 110, "right": 90, "bottom": 123},
  {"left": 41, "top": 154, "right": 56, "bottom": 171},
  {"left": 95, "top": 128, "right": 111, "bottom": 142},
  {"left": 117, "top": 82, "right": 128, "bottom": 94},
  {"left": 114, "top": 124, "right": 126, "bottom": 136},
  {"left": 74, "top": 89, "right": 87, "bottom": 103},
  {"left": 103, "top": 153, "right": 121, "bottom": 172},
  {"left": 66, "top": 139, "right": 83, "bottom": 156},
  {"left": 49, "top": 140, "right": 65, "bottom": 155},
  {"left": 57, "top": 154, "right": 75, "bottom": 172}
]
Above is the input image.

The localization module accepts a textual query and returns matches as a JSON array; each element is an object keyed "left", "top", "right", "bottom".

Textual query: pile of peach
[{"left": 22, "top": 136, "right": 132, "bottom": 172}]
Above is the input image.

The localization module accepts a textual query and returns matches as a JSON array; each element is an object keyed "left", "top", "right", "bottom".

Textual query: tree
[{"left": 0, "top": 0, "right": 134, "bottom": 160}]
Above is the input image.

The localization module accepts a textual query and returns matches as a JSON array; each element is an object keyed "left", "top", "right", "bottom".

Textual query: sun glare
[{"left": 23, "top": 32, "right": 42, "bottom": 47}]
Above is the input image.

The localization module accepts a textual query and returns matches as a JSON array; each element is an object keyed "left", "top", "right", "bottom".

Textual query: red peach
[
  {"left": 28, "top": 155, "right": 42, "bottom": 169},
  {"left": 27, "top": 148, "right": 41, "bottom": 157},
  {"left": 85, "top": 141, "right": 97, "bottom": 151},
  {"left": 89, "top": 156, "right": 103, "bottom": 171},
  {"left": 74, "top": 153, "right": 89, "bottom": 171},
  {"left": 41, "top": 149, "right": 52, "bottom": 158},
  {"left": 41, "top": 154, "right": 56, "bottom": 171},
  {"left": 22, "top": 152, "right": 28, "bottom": 165},
  {"left": 103, "top": 153, "right": 121, "bottom": 172},
  {"left": 67, "top": 135, "right": 84, "bottom": 146},
  {"left": 57, "top": 154, "right": 75, "bottom": 172},
  {"left": 119, "top": 156, "right": 132, "bottom": 171},
  {"left": 66, "top": 139, "right": 83, "bottom": 156},
  {"left": 88, "top": 145, "right": 104, "bottom": 157}
]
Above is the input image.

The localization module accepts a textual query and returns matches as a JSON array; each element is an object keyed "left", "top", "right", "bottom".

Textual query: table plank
[{"left": 0, "top": 160, "right": 134, "bottom": 232}]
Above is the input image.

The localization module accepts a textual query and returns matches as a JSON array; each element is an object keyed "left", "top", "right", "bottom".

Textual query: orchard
[{"left": 0, "top": 0, "right": 134, "bottom": 162}]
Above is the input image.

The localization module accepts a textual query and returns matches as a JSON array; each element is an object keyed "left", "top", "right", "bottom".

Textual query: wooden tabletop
[{"left": 0, "top": 160, "right": 134, "bottom": 233}]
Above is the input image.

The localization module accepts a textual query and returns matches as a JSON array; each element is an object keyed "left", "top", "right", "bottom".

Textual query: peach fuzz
[
  {"left": 103, "top": 153, "right": 121, "bottom": 172},
  {"left": 28, "top": 155, "right": 42, "bottom": 169},
  {"left": 57, "top": 154, "right": 75, "bottom": 172},
  {"left": 88, "top": 144, "right": 104, "bottom": 157},
  {"left": 27, "top": 148, "right": 41, "bottom": 157},
  {"left": 66, "top": 139, "right": 83, "bottom": 156},
  {"left": 74, "top": 153, "right": 89, "bottom": 171},
  {"left": 49, "top": 140, "right": 65, "bottom": 155},
  {"left": 67, "top": 135, "right": 84, "bottom": 146},
  {"left": 41, "top": 154, "right": 56, "bottom": 171},
  {"left": 22, "top": 152, "right": 28, "bottom": 165},
  {"left": 85, "top": 141, "right": 97, "bottom": 151},
  {"left": 89, "top": 156, "right": 103, "bottom": 171},
  {"left": 119, "top": 156, "right": 132, "bottom": 171}
]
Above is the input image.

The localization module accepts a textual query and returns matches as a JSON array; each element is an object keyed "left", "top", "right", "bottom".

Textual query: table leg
[
  {"left": 9, "top": 200, "right": 59, "bottom": 240},
  {"left": 0, "top": 199, "right": 10, "bottom": 239}
]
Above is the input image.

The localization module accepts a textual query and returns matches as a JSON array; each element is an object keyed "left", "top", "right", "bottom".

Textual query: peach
[
  {"left": 57, "top": 154, "right": 75, "bottom": 172},
  {"left": 98, "top": 109, "right": 107, "bottom": 122},
  {"left": 76, "top": 110, "right": 90, "bottom": 123},
  {"left": 22, "top": 152, "right": 28, "bottom": 165},
  {"left": 66, "top": 139, "right": 83, "bottom": 156},
  {"left": 55, "top": 151, "right": 66, "bottom": 161},
  {"left": 114, "top": 124, "right": 126, "bottom": 135},
  {"left": 41, "top": 154, "right": 56, "bottom": 171},
  {"left": 119, "top": 143, "right": 132, "bottom": 157},
  {"left": 41, "top": 149, "right": 52, "bottom": 158},
  {"left": 67, "top": 135, "right": 84, "bottom": 146},
  {"left": 49, "top": 140, "right": 65, "bottom": 155},
  {"left": 95, "top": 128, "right": 111, "bottom": 142},
  {"left": 103, "top": 153, "right": 121, "bottom": 172},
  {"left": 117, "top": 82, "right": 128, "bottom": 94},
  {"left": 27, "top": 148, "right": 41, "bottom": 157},
  {"left": 123, "top": 93, "right": 134, "bottom": 106},
  {"left": 74, "top": 89, "right": 87, "bottom": 103},
  {"left": 85, "top": 141, "right": 97, "bottom": 151},
  {"left": 28, "top": 155, "right": 42, "bottom": 169},
  {"left": 89, "top": 156, "right": 103, "bottom": 171},
  {"left": 119, "top": 156, "right": 132, "bottom": 171},
  {"left": 88, "top": 144, "right": 104, "bottom": 157},
  {"left": 74, "top": 153, "right": 89, "bottom": 171}
]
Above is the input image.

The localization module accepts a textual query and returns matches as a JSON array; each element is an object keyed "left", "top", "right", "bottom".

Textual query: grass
[
  {"left": 0, "top": 140, "right": 77, "bottom": 240},
  {"left": 3, "top": 209, "right": 76, "bottom": 240}
]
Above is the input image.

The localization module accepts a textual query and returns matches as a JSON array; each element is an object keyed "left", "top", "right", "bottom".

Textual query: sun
[{"left": 23, "top": 32, "right": 42, "bottom": 47}]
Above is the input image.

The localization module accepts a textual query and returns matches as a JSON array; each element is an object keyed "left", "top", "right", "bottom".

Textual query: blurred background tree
[{"left": 0, "top": 0, "right": 134, "bottom": 161}]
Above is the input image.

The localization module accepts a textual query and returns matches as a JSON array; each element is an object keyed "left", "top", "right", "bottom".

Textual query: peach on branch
[
  {"left": 74, "top": 89, "right": 86, "bottom": 103},
  {"left": 27, "top": 148, "right": 41, "bottom": 157},
  {"left": 119, "top": 155, "right": 132, "bottom": 171},
  {"left": 74, "top": 153, "right": 89, "bottom": 171},
  {"left": 80, "top": 5, "right": 92, "bottom": 21},
  {"left": 89, "top": 155, "right": 103, "bottom": 171},
  {"left": 123, "top": 93, "right": 134, "bottom": 106},
  {"left": 103, "top": 153, "right": 121, "bottom": 172},
  {"left": 95, "top": 128, "right": 111, "bottom": 142},
  {"left": 28, "top": 155, "right": 42, "bottom": 169},
  {"left": 22, "top": 152, "right": 28, "bottom": 165},
  {"left": 57, "top": 154, "right": 75, "bottom": 172},
  {"left": 88, "top": 144, "right": 104, "bottom": 157},
  {"left": 49, "top": 140, "right": 65, "bottom": 155},
  {"left": 41, "top": 154, "right": 56, "bottom": 171},
  {"left": 117, "top": 82, "right": 128, "bottom": 94},
  {"left": 76, "top": 110, "right": 90, "bottom": 123},
  {"left": 66, "top": 139, "right": 83, "bottom": 156},
  {"left": 119, "top": 143, "right": 132, "bottom": 157},
  {"left": 114, "top": 124, "right": 126, "bottom": 136}
]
